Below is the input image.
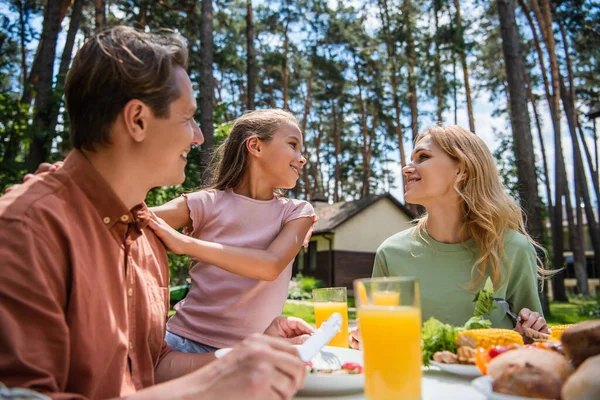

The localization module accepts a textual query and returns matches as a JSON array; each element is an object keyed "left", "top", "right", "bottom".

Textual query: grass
[{"left": 547, "top": 299, "right": 597, "bottom": 325}]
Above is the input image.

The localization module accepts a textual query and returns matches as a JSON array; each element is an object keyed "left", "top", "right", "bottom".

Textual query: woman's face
[{"left": 402, "top": 135, "right": 461, "bottom": 208}]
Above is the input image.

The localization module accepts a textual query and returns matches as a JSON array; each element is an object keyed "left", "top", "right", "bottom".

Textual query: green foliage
[
  {"left": 287, "top": 273, "right": 324, "bottom": 300},
  {"left": 421, "top": 317, "right": 462, "bottom": 367}
]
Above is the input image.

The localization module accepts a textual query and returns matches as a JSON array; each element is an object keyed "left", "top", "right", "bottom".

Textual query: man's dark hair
[{"left": 64, "top": 26, "right": 188, "bottom": 150}]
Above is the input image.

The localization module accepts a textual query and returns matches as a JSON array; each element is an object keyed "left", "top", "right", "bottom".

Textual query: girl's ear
[{"left": 246, "top": 136, "right": 261, "bottom": 157}]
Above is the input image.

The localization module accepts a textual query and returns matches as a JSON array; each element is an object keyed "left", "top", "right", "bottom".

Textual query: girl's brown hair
[
  {"left": 413, "top": 125, "right": 548, "bottom": 290},
  {"left": 204, "top": 109, "right": 300, "bottom": 192}
]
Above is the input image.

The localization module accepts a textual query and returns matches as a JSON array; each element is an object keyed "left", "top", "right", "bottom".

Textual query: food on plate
[
  {"left": 432, "top": 350, "right": 458, "bottom": 364},
  {"left": 305, "top": 360, "right": 363, "bottom": 375},
  {"left": 475, "top": 345, "right": 517, "bottom": 374},
  {"left": 474, "top": 320, "right": 600, "bottom": 400},
  {"left": 423, "top": 278, "right": 499, "bottom": 367},
  {"left": 456, "top": 345, "right": 477, "bottom": 364},
  {"left": 487, "top": 347, "right": 571, "bottom": 382},
  {"left": 562, "top": 354, "right": 600, "bottom": 400},
  {"left": 549, "top": 324, "right": 573, "bottom": 341},
  {"left": 492, "top": 363, "right": 563, "bottom": 399},
  {"left": 422, "top": 318, "right": 462, "bottom": 366},
  {"left": 429, "top": 327, "right": 523, "bottom": 369},
  {"left": 560, "top": 320, "right": 600, "bottom": 368},
  {"left": 456, "top": 328, "right": 524, "bottom": 349}
]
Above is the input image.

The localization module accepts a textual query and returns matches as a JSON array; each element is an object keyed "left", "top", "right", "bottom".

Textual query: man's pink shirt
[{"left": 166, "top": 188, "right": 316, "bottom": 348}]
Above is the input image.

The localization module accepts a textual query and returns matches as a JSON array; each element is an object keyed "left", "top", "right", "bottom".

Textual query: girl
[
  {"left": 149, "top": 109, "right": 317, "bottom": 354},
  {"left": 351, "top": 125, "right": 548, "bottom": 348}
]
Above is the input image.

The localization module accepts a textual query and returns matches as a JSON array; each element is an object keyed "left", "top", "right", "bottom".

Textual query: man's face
[{"left": 144, "top": 67, "right": 203, "bottom": 187}]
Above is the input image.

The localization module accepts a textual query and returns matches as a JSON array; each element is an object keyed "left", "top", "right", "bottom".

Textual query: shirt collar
[{"left": 61, "top": 149, "right": 150, "bottom": 230}]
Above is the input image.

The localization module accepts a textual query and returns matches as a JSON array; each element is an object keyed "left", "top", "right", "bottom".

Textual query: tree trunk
[
  {"left": 301, "top": 59, "right": 314, "bottom": 199},
  {"left": 402, "top": 0, "right": 419, "bottom": 141},
  {"left": 379, "top": 0, "right": 407, "bottom": 192},
  {"left": 138, "top": 3, "right": 148, "bottom": 28},
  {"left": 18, "top": 0, "right": 27, "bottom": 89},
  {"left": 524, "top": 0, "right": 568, "bottom": 300},
  {"left": 313, "top": 120, "right": 323, "bottom": 195},
  {"left": 354, "top": 57, "right": 370, "bottom": 198},
  {"left": 525, "top": 72, "right": 553, "bottom": 222},
  {"left": 572, "top": 178, "right": 590, "bottom": 294},
  {"left": 246, "top": 0, "right": 256, "bottom": 110},
  {"left": 561, "top": 77, "right": 600, "bottom": 281},
  {"left": 433, "top": 1, "right": 443, "bottom": 124},
  {"left": 50, "top": 0, "right": 84, "bottom": 153},
  {"left": 21, "top": 0, "right": 71, "bottom": 106},
  {"left": 27, "top": 0, "right": 63, "bottom": 171},
  {"left": 282, "top": 21, "right": 290, "bottom": 110},
  {"left": 332, "top": 99, "right": 341, "bottom": 202},
  {"left": 453, "top": 0, "right": 475, "bottom": 133},
  {"left": 93, "top": 0, "right": 106, "bottom": 32},
  {"left": 200, "top": 0, "right": 214, "bottom": 170},
  {"left": 496, "top": 0, "right": 544, "bottom": 246}
]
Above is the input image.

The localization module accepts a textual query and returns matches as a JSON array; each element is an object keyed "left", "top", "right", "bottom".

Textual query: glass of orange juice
[
  {"left": 312, "top": 287, "right": 349, "bottom": 348},
  {"left": 355, "top": 277, "right": 421, "bottom": 400}
]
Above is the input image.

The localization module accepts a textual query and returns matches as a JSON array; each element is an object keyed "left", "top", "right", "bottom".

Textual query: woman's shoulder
[
  {"left": 378, "top": 226, "right": 417, "bottom": 251},
  {"left": 502, "top": 230, "right": 535, "bottom": 252}
]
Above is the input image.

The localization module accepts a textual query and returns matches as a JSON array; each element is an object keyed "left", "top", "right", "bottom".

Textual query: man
[{"left": 0, "top": 26, "right": 309, "bottom": 399}]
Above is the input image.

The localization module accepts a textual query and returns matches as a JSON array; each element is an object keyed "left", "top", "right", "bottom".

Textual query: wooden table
[{"left": 294, "top": 367, "right": 486, "bottom": 399}]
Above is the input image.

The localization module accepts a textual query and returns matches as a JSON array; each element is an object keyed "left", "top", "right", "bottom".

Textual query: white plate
[
  {"left": 471, "top": 376, "right": 547, "bottom": 400},
  {"left": 215, "top": 345, "right": 364, "bottom": 397},
  {"left": 429, "top": 361, "right": 482, "bottom": 377}
]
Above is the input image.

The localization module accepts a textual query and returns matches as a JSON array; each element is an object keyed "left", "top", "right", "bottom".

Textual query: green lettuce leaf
[
  {"left": 472, "top": 277, "right": 496, "bottom": 317},
  {"left": 421, "top": 317, "right": 464, "bottom": 367}
]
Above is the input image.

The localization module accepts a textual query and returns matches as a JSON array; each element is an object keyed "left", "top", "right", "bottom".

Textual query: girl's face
[
  {"left": 258, "top": 123, "right": 307, "bottom": 189},
  {"left": 402, "top": 135, "right": 461, "bottom": 208}
]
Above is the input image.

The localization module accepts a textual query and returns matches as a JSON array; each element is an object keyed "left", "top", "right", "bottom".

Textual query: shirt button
[
  {"left": 129, "top": 341, "right": 133, "bottom": 350},
  {"left": 103, "top": 217, "right": 110, "bottom": 224},
  {"left": 120, "top": 214, "right": 129, "bottom": 222},
  {"left": 128, "top": 288, "right": 133, "bottom": 297}
]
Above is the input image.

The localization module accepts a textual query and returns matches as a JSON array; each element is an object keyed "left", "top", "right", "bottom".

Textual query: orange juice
[
  {"left": 372, "top": 291, "right": 400, "bottom": 306},
  {"left": 358, "top": 306, "right": 422, "bottom": 400},
  {"left": 313, "top": 301, "right": 349, "bottom": 348}
]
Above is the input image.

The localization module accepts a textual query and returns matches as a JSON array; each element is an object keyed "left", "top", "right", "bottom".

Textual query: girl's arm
[
  {"left": 150, "top": 196, "right": 192, "bottom": 230},
  {"left": 148, "top": 216, "right": 314, "bottom": 281}
]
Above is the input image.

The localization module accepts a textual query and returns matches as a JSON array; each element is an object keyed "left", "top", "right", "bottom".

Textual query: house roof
[{"left": 312, "top": 193, "right": 416, "bottom": 234}]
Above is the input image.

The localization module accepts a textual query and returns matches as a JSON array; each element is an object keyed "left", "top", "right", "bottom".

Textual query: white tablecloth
[{"left": 294, "top": 367, "right": 486, "bottom": 399}]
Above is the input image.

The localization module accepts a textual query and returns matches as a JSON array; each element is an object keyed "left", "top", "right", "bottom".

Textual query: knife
[{"left": 297, "top": 312, "right": 343, "bottom": 363}]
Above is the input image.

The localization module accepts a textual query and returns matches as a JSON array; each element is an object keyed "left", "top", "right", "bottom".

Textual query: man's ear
[
  {"left": 122, "top": 99, "right": 150, "bottom": 143},
  {"left": 246, "top": 136, "right": 261, "bottom": 157}
]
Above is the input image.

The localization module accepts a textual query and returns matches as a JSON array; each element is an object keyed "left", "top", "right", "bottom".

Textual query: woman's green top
[{"left": 373, "top": 227, "right": 543, "bottom": 328}]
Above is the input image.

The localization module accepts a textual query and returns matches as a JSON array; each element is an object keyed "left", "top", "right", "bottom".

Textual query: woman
[{"left": 351, "top": 125, "right": 548, "bottom": 349}]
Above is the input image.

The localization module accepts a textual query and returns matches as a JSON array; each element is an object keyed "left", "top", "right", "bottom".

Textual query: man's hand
[
  {"left": 189, "top": 334, "right": 306, "bottom": 400},
  {"left": 4, "top": 162, "right": 63, "bottom": 194},
  {"left": 147, "top": 216, "right": 190, "bottom": 254},
  {"left": 264, "top": 316, "right": 314, "bottom": 345}
]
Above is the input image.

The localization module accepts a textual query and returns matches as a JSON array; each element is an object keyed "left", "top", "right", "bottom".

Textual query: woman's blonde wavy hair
[{"left": 413, "top": 125, "right": 547, "bottom": 291}]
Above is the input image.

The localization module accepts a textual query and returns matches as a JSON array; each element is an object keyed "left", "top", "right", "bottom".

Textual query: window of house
[{"left": 308, "top": 241, "right": 317, "bottom": 272}]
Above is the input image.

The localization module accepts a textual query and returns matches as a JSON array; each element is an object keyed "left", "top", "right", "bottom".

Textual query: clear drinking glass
[
  {"left": 354, "top": 277, "right": 422, "bottom": 400},
  {"left": 312, "top": 287, "right": 349, "bottom": 348}
]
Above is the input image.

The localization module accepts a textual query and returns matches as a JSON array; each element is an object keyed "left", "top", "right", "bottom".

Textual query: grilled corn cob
[
  {"left": 456, "top": 328, "right": 524, "bottom": 349},
  {"left": 549, "top": 324, "right": 573, "bottom": 341}
]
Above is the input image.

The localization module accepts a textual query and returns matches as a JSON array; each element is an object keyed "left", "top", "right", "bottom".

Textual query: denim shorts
[{"left": 165, "top": 330, "right": 219, "bottom": 354}]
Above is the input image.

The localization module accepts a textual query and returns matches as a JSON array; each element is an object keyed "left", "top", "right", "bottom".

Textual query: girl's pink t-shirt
[{"left": 166, "top": 188, "right": 316, "bottom": 348}]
